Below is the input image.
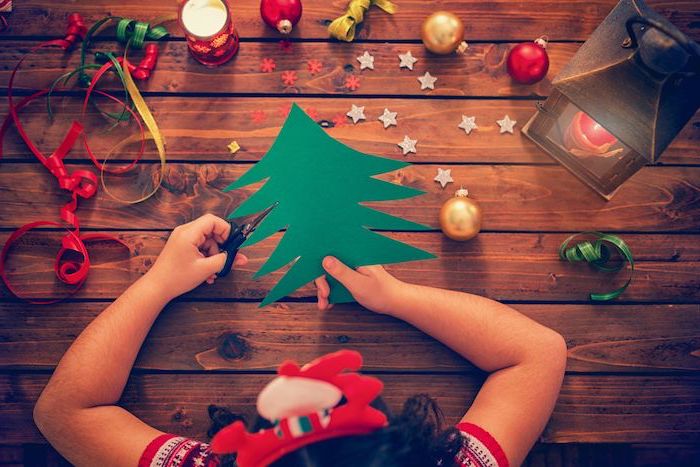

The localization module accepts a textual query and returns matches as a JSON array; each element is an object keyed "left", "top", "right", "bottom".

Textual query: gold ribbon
[
  {"left": 328, "top": 0, "right": 396, "bottom": 42},
  {"left": 101, "top": 50, "right": 166, "bottom": 204}
]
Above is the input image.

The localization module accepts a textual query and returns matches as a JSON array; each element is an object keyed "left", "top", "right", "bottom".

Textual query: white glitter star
[
  {"left": 378, "top": 108, "right": 398, "bottom": 128},
  {"left": 458, "top": 115, "right": 478, "bottom": 135},
  {"left": 356, "top": 51, "right": 375, "bottom": 70},
  {"left": 398, "top": 51, "right": 418, "bottom": 70},
  {"left": 346, "top": 104, "right": 366, "bottom": 124},
  {"left": 417, "top": 72, "right": 437, "bottom": 90},
  {"left": 496, "top": 115, "right": 517, "bottom": 134},
  {"left": 397, "top": 135, "right": 417, "bottom": 155},
  {"left": 434, "top": 168, "right": 454, "bottom": 188}
]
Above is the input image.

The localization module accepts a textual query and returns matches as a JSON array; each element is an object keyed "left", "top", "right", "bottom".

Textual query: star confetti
[
  {"left": 251, "top": 110, "right": 267, "bottom": 123},
  {"left": 305, "top": 107, "right": 319, "bottom": 120},
  {"left": 277, "top": 102, "right": 292, "bottom": 117},
  {"left": 417, "top": 72, "right": 437, "bottom": 90},
  {"left": 227, "top": 140, "right": 240, "bottom": 154},
  {"left": 307, "top": 59, "right": 323, "bottom": 74},
  {"left": 332, "top": 113, "right": 347, "bottom": 127},
  {"left": 260, "top": 58, "right": 276, "bottom": 73},
  {"left": 434, "top": 168, "right": 454, "bottom": 188},
  {"left": 345, "top": 75, "right": 361, "bottom": 91},
  {"left": 378, "top": 108, "right": 397, "bottom": 129},
  {"left": 356, "top": 51, "right": 375, "bottom": 70},
  {"left": 497, "top": 115, "right": 517, "bottom": 134},
  {"left": 346, "top": 104, "right": 366, "bottom": 124},
  {"left": 398, "top": 51, "right": 418, "bottom": 70},
  {"left": 279, "top": 40, "right": 293, "bottom": 53},
  {"left": 397, "top": 135, "right": 418, "bottom": 155},
  {"left": 281, "top": 70, "right": 298, "bottom": 87},
  {"left": 458, "top": 115, "right": 478, "bottom": 135}
]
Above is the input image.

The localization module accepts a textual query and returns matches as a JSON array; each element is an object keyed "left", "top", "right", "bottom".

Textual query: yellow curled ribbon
[
  {"left": 328, "top": 0, "right": 396, "bottom": 42},
  {"left": 100, "top": 48, "right": 166, "bottom": 204}
]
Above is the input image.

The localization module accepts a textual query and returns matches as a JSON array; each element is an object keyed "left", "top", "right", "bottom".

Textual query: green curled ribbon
[
  {"left": 559, "top": 232, "right": 634, "bottom": 301},
  {"left": 328, "top": 0, "right": 396, "bottom": 42},
  {"left": 115, "top": 18, "right": 169, "bottom": 49}
]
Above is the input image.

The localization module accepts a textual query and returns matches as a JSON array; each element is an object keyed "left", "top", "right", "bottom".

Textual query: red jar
[{"left": 179, "top": 0, "right": 239, "bottom": 67}]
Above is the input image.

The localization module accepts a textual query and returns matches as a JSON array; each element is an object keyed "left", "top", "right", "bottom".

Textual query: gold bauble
[
  {"left": 421, "top": 11, "right": 467, "bottom": 55},
  {"left": 439, "top": 188, "right": 482, "bottom": 241}
]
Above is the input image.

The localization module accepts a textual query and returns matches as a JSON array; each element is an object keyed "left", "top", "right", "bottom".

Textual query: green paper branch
[{"left": 225, "top": 104, "right": 435, "bottom": 307}]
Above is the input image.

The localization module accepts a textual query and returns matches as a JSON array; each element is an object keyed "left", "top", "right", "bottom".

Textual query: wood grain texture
[
  {"left": 2, "top": 373, "right": 700, "bottom": 444},
  {"left": 1, "top": 1, "right": 698, "bottom": 41},
  {"left": 0, "top": 41, "right": 577, "bottom": 97},
  {"left": 1, "top": 163, "right": 699, "bottom": 231},
  {"left": 1, "top": 232, "right": 698, "bottom": 302},
  {"left": 1, "top": 97, "right": 697, "bottom": 165},
  {"left": 1, "top": 302, "right": 698, "bottom": 372}
]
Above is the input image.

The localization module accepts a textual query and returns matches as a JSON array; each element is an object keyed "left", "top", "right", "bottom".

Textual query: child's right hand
[{"left": 314, "top": 256, "right": 405, "bottom": 314}]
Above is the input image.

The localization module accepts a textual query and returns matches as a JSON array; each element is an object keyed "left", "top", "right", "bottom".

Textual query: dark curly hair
[{"left": 207, "top": 394, "right": 464, "bottom": 466}]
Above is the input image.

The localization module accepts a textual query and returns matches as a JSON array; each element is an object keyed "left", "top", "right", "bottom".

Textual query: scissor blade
[{"left": 243, "top": 201, "right": 279, "bottom": 235}]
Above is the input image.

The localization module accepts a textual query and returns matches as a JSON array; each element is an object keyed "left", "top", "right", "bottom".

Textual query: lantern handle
[{"left": 624, "top": 15, "right": 700, "bottom": 59}]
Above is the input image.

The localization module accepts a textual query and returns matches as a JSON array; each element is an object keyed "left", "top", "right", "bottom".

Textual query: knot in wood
[{"left": 217, "top": 333, "right": 249, "bottom": 360}]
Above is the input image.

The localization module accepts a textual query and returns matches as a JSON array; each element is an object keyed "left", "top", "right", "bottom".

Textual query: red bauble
[
  {"left": 578, "top": 112, "right": 617, "bottom": 146},
  {"left": 506, "top": 38, "right": 550, "bottom": 85},
  {"left": 260, "top": 0, "right": 302, "bottom": 34}
]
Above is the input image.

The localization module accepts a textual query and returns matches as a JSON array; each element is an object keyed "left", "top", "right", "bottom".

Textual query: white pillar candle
[{"left": 181, "top": 0, "right": 228, "bottom": 38}]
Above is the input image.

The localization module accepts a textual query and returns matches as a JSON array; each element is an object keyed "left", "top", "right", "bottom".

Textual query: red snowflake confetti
[
  {"left": 277, "top": 103, "right": 292, "bottom": 117},
  {"left": 281, "top": 70, "right": 298, "bottom": 87},
  {"left": 279, "top": 40, "right": 293, "bottom": 53},
  {"left": 251, "top": 110, "right": 267, "bottom": 123},
  {"left": 344, "top": 75, "right": 361, "bottom": 91},
  {"left": 305, "top": 107, "right": 319, "bottom": 120},
  {"left": 307, "top": 59, "right": 323, "bottom": 75},
  {"left": 332, "top": 113, "right": 347, "bottom": 127},
  {"left": 260, "top": 58, "right": 276, "bottom": 73}
]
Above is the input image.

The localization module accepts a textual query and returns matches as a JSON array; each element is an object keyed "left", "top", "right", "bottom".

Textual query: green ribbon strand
[
  {"left": 115, "top": 18, "right": 169, "bottom": 49},
  {"left": 559, "top": 232, "right": 634, "bottom": 301}
]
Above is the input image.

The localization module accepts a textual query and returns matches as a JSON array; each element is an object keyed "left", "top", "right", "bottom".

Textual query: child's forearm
[
  {"left": 386, "top": 282, "right": 564, "bottom": 372},
  {"left": 36, "top": 273, "right": 169, "bottom": 411}
]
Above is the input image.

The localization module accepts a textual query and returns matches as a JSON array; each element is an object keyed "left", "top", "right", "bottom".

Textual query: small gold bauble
[
  {"left": 439, "top": 188, "right": 482, "bottom": 241},
  {"left": 421, "top": 11, "right": 467, "bottom": 55}
]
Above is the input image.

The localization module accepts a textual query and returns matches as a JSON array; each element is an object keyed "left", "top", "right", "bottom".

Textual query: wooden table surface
[{"left": 1, "top": 1, "right": 699, "bottom": 465}]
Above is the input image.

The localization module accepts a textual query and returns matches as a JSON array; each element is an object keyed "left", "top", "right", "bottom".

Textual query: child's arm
[
  {"left": 33, "top": 215, "right": 247, "bottom": 467},
  {"left": 317, "top": 257, "right": 567, "bottom": 467}
]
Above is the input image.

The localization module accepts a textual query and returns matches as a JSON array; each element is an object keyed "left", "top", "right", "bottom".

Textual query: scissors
[{"left": 217, "top": 201, "right": 279, "bottom": 278}]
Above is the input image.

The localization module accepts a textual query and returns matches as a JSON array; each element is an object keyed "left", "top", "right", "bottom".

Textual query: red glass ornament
[
  {"left": 506, "top": 37, "right": 550, "bottom": 85},
  {"left": 260, "top": 0, "right": 302, "bottom": 34},
  {"left": 179, "top": 0, "right": 240, "bottom": 67},
  {"left": 564, "top": 111, "right": 618, "bottom": 156}
]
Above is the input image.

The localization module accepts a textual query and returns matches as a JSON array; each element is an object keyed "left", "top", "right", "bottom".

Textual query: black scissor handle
[{"left": 218, "top": 221, "right": 247, "bottom": 277}]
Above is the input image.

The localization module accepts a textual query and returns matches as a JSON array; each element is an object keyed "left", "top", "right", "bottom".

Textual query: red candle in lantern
[{"left": 179, "top": 0, "right": 240, "bottom": 66}]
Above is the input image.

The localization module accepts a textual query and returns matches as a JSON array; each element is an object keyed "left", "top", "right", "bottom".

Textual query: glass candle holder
[{"left": 179, "top": 0, "right": 240, "bottom": 67}]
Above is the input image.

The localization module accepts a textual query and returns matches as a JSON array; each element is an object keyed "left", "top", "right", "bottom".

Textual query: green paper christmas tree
[{"left": 225, "top": 103, "right": 435, "bottom": 307}]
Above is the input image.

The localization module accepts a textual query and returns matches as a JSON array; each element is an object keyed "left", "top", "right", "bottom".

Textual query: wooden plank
[
  {"left": 0, "top": 163, "right": 699, "bottom": 231},
  {"left": 1, "top": 302, "right": 698, "bottom": 373},
  {"left": 1, "top": 231, "right": 698, "bottom": 302},
  {"left": 1, "top": 97, "right": 697, "bottom": 165},
  {"left": 1, "top": 41, "right": 578, "bottom": 97},
  {"left": 2, "top": 373, "right": 699, "bottom": 444},
  {"left": 1, "top": 1, "right": 698, "bottom": 41}
]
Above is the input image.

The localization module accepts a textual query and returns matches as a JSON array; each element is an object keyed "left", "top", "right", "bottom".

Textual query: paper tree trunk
[{"left": 225, "top": 104, "right": 435, "bottom": 307}]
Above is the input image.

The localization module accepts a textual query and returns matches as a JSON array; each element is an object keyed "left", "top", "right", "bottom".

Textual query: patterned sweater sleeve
[
  {"left": 138, "top": 434, "right": 218, "bottom": 467},
  {"left": 455, "top": 422, "right": 510, "bottom": 467}
]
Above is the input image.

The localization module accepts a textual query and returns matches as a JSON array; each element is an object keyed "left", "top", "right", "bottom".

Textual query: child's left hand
[{"left": 145, "top": 214, "right": 248, "bottom": 300}]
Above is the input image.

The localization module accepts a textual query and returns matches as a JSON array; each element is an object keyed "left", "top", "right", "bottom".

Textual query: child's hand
[
  {"left": 314, "top": 256, "right": 404, "bottom": 314},
  {"left": 145, "top": 214, "right": 248, "bottom": 301}
]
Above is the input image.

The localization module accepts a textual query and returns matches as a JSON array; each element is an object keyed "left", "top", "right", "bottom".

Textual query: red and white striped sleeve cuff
[{"left": 455, "top": 422, "right": 509, "bottom": 467}]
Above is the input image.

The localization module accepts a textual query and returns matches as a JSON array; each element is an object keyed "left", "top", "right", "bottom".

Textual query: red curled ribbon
[
  {"left": 0, "top": 14, "right": 136, "bottom": 303},
  {"left": 118, "top": 43, "right": 160, "bottom": 80}
]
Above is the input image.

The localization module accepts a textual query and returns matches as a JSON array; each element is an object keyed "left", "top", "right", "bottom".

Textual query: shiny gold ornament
[
  {"left": 439, "top": 187, "right": 482, "bottom": 241},
  {"left": 421, "top": 11, "right": 468, "bottom": 55}
]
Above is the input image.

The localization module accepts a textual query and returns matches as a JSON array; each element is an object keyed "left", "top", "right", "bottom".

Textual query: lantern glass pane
[{"left": 544, "top": 102, "right": 632, "bottom": 179}]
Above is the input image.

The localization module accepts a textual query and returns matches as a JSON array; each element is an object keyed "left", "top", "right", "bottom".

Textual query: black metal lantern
[{"left": 522, "top": 0, "right": 700, "bottom": 200}]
